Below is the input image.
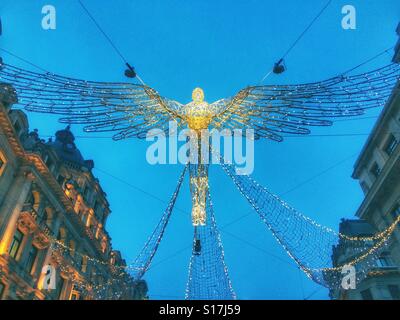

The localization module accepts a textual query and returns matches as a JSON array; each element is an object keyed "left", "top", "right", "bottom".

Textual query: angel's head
[{"left": 192, "top": 87, "right": 205, "bottom": 104}]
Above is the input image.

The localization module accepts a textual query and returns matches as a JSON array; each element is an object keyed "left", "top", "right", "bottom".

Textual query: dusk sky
[{"left": 1, "top": 0, "right": 399, "bottom": 299}]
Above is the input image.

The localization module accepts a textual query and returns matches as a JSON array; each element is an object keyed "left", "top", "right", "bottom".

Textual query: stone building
[
  {"left": 0, "top": 84, "right": 148, "bottom": 300},
  {"left": 330, "top": 23, "right": 400, "bottom": 300}
]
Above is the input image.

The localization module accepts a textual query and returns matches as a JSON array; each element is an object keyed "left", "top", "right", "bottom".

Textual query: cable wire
[{"left": 77, "top": 0, "right": 145, "bottom": 85}]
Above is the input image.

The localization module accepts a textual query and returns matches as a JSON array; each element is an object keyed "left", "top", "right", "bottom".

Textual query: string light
[
  {"left": 185, "top": 188, "right": 236, "bottom": 300},
  {"left": 217, "top": 148, "right": 399, "bottom": 289},
  {"left": 0, "top": 62, "right": 399, "bottom": 142},
  {"left": 2, "top": 54, "right": 399, "bottom": 297},
  {"left": 27, "top": 166, "right": 187, "bottom": 299}
]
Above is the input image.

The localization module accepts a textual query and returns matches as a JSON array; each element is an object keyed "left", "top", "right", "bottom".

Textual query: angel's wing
[
  {"left": 0, "top": 63, "right": 184, "bottom": 140},
  {"left": 209, "top": 64, "right": 400, "bottom": 141}
]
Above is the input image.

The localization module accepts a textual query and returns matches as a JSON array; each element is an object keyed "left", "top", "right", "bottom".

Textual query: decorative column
[{"left": 0, "top": 169, "right": 35, "bottom": 254}]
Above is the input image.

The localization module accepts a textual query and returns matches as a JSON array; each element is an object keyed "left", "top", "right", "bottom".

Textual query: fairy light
[
  {"left": 216, "top": 147, "right": 400, "bottom": 289},
  {"left": 185, "top": 188, "right": 236, "bottom": 300},
  {"left": 2, "top": 57, "right": 399, "bottom": 297},
  {"left": 29, "top": 165, "right": 187, "bottom": 299}
]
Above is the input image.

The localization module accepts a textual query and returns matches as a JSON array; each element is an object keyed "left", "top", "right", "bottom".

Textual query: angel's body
[
  {"left": 1, "top": 60, "right": 399, "bottom": 226},
  {"left": 182, "top": 88, "right": 215, "bottom": 226},
  {"left": 182, "top": 87, "right": 213, "bottom": 131}
]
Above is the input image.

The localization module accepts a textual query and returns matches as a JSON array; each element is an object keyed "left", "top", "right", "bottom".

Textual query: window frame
[
  {"left": 369, "top": 162, "right": 381, "bottom": 179},
  {"left": 8, "top": 229, "right": 24, "bottom": 259},
  {"left": 25, "top": 244, "right": 39, "bottom": 274},
  {"left": 383, "top": 134, "right": 399, "bottom": 156},
  {"left": 360, "top": 288, "right": 374, "bottom": 300},
  {"left": 69, "top": 291, "right": 80, "bottom": 300},
  {"left": 0, "top": 150, "right": 7, "bottom": 177},
  {"left": 55, "top": 275, "right": 65, "bottom": 300}
]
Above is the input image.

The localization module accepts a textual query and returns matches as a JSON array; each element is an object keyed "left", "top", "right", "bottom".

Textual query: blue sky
[{"left": 1, "top": 0, "right": 399, "bottom": 299}]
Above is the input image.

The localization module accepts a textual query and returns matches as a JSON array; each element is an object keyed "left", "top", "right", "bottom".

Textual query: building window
[
  {"left": 82, "top": 184, "right": 90, "bottom": 200},
  {"left": 45, "top": 156, "right": 52, "bottom": 168},
  {"left": 360, "top": 288, "right": 374, "bottom": 300},
  {"left": 25, "top": 245, "right": 38, "bottom": 274},
  {"left": 388, "top": 285, "right": 400, "bottom": 300},
  {"left": 0, "top": 151, "right": 7, "bottom": 176},
  {"left": 383, "top": 134, "right": 398, "bottom": 156},
  {"left": 57, "top": 175, "right": 65, "bottom": 186},
  {"left": 80, "top": 212, "right": 86, "bottom": 224},
  {"left": 13, "top": 120, "right": 21, "bottom": 135},
  {"left": 369, "top": 162, "right": 381, "bottom": 179},
  {"left": 360, "top": 181, "right": 370, "bottom": 194},
  {"left": 54, "top": 275, "right": 65, "bottom": 299},
  {"left": 81, "top": 256, "right": 88, "bottom": 273},
  {"left": 57, "top": 227, "right": 66, "bottom": 244},
  {"left": 70, "top": 290, "right": 80, "bottom": 300},
  {"left": 45, "top": 156, "right": 55, "bottom": 173},
  {"left": 69, "top": 240, "right": 76, "bottom": 258},
  {"left": 376, "top": 253, "right": 394, "bottom": 268},
  {"left": 8, "top": 229, "right": 24, "bottom": 259},
  {"left": 0, "top": 282, "right": 5, "bottom": 299},
  {"left": 390, "top": 205, "right": 400, "bottom": 220}
]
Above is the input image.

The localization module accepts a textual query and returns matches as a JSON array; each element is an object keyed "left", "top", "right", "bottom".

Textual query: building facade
[
  {"left": 0, "top": 84, "right": 148, "bottom": 300},
  {"left": 330, "top": 24, "right": 400, "bottom": 300}
]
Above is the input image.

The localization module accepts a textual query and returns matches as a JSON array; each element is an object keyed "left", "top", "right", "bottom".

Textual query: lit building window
[
  {"left": 369, "top": 162, "right": 381, "bottom": 179},
  {"left": 0, "top": 151, "right": 6, "bottom": 176},
  {"left": 69, "top": 240, "right": 76, "bottom": 258},
  {"left": 8, "top": 229, "right": 24, "bottom": 259},
  {"left": 57, "top": 227, "right": 66, "bottom": 244},
  {"left": 388, "top": 285, "right": 400, "bottom": 300},
  {"left": 70, "top": 290, "right": 80, "bottom": 300},
  {"left": 360, "top": 288, "right": 373, "bottom": 300},
  {"left": 383, "top": 134, "right": 398, "bottom": 156},
  {"left": 81, "top": 255, "right": 88, "bottom": 273},
  {"left": 25, "top": 245, "right": 39, "bottom": 274}
]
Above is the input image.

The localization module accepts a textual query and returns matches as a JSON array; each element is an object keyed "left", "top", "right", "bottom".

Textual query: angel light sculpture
[{"left": 0, "top": 61, "right": 399, "bottom": 226}]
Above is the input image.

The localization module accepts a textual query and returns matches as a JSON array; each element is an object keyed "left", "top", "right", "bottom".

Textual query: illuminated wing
[
  {"left": 0, "top": 63, "right": 184, "bottom": 140},
  {"left": 210, "top": 64, "right": 400, "bottom": 141}
]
